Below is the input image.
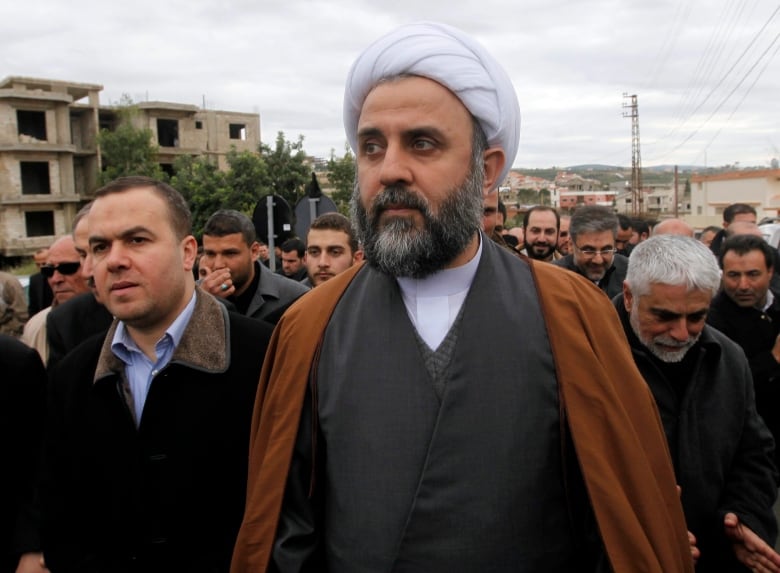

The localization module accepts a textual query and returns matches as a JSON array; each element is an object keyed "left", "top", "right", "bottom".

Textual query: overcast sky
[{"left": 4, "top": 0, "right": 779, "bottom": 169}]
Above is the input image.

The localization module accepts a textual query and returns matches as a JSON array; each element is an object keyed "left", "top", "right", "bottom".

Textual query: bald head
[
  {"left": 45, "top": 236, "right": 89, "bottom": 305},
  {"left": 726, "top": 221, "right": 762, "bottom": 238},
  {"left": 652, "top": 218, "right": 694, "bottom": 238}
]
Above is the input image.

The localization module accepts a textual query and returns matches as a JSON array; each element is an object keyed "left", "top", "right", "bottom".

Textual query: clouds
[{"left": 3, "top": 0, "right": 778, "bottom": 168}]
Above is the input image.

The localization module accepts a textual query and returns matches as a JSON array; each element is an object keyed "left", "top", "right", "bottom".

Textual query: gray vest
[{"left": 317, "top": 243, "right": 584, "bottom": 572}]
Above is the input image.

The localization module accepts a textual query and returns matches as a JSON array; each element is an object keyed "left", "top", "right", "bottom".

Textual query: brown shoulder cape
[{"left": 230, "top": 260, "right": 694, "bottom": 573}]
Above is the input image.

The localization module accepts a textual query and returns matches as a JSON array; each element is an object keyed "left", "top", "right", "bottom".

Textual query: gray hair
[
  {"left": 570, "top": 206, "right": 618, "bottom": 244},
  {"left": 625, "top": 234, "right": 721, "bottom": 298}
]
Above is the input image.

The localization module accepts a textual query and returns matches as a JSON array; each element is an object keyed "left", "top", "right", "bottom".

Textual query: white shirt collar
[{"left": 396, "top": 236, "right": 482, "bottom": 350}]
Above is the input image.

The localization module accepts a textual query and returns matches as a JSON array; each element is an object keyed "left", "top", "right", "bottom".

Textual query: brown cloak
[{"left": 230, "top": 259, "right": 694, "bottom": 573}]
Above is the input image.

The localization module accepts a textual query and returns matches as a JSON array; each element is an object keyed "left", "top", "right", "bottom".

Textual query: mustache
[
  {"left": 371, "top": 185, "right": 429, "bottom": 217},
  {"left": 653, "top": 335, "right": 694, "bottom": 348}
]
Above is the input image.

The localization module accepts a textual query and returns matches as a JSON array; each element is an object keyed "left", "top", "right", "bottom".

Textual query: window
[
  {"left": 160, "top": 163, "right": 175, "bottom": 177},
  {"left": 17, "top": 110, "right": 47, "bottom": 141},
  {"left": 229, "top": 123, "right": 247, "bottom": 140},
  {"left": 157, "top": 119, "right": 179, "bottom": 147},
  {"left": 195, "top": 121, "right": 203, "bottom": 129},
  {"left": 25, "top": 211, "right": 55, "bottom": 237},
  {"left": 20, "top": 162, "right": 51, "bottom": 195}
]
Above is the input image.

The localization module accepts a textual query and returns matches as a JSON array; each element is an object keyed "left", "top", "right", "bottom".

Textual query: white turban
[{"left": 343, "top": 21, "right": 521, "bottom": 185}]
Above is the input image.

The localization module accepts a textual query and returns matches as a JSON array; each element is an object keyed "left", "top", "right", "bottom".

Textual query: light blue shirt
[{"left": 111, "top": 292, "right": 197, "bottom": 427}]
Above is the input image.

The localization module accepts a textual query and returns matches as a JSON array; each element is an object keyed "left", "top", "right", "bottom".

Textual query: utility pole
[{"left": 623, "top": 93, "right": 643, "bottom": 216}]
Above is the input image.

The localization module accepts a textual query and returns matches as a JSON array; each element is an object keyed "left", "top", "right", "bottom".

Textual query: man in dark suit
[
  {"left": 42, "top": 177, "right": 273, "bottom": 573},
  {"left": 0, "top": 335, "right": 47, "bottom": 573},
  {"left": 46, "top": 203, "right": 113, "bottom": 369},
  {"left": 199, "top": 210, "right": 309, "bottom": 324}
]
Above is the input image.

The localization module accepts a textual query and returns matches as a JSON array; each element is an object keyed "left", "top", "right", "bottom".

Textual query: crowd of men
[{"left": 3, "top": 20, "right": 780, "bottom": 573}]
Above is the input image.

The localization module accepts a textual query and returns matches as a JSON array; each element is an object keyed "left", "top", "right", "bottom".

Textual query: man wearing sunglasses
[
  {"left": 46, "top": 204, "right": 119, "bottom": 370},
  {"left": 21, "top": 235, "right": 89, "bottom": 362},
  {"left": 554, "top": 205, "right": 628, "bottom": 299}
]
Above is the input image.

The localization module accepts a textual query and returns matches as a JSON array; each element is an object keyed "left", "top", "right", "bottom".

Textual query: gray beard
[
  {"left": 351, "top": 168, "right": 484, "bottom": 279},
  {"left": 629, "top": 303, "right": 699, "bottom": 363}
]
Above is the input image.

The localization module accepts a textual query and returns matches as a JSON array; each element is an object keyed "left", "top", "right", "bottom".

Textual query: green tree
[
  {"left": 225, "top": 149, "right": 270, "bottom": 213},
  {"left": 327, "top": 144, "right": 355, "bottom": 213},
  {"left": 260, "top": 132, "right": 309, "bottom": 205},
  {"left": 98, "top": 95, "right": 165, "bottom": 184},
  {"left": 170, "top": 155, "right": 229, "bottom": 238}
]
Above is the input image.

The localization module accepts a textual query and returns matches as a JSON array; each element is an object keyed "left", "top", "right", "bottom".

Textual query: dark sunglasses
[{"left": 41, "top": 261, "right": 81, "bottom": 278}]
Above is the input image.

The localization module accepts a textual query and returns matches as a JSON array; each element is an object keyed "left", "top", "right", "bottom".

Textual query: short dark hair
[
  {"left": 617, "top": 214, "right": 633, "bottom": 231},
  {"left": 95, "top": 176, "right": 192, "bottom": 240},
  {"left": 72, "top": 202, "right": 92, "bottom": 234},
  {"left": 522, "top": 206, "right": 560, "bottom": 231},
  {"left": 719, "top": 234, "right": 774, "bottom": 271},
  {"left": 631, "top": 218, "right": 650, "bottom": 237},
  {"left": 570, "top": 206, "right": 617, "bottom": 243},
  {"left": 309, "top": 213, "right": 359, "bottom": 254},
  {"left": 723, "top": 203, "right": 757, "bottom": 224},
  {"left": 202, "top": 210, "right": 256, "bottom": 246},
  {"left": 281, "top": 237, "right": 305, "bottom": 258},
  {"left": 702, "top": 225, "right": 722, "bottom": 235}
]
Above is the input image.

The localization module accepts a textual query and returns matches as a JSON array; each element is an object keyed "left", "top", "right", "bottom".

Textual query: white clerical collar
[{"left": 397, "top": 236, "right": 482, "bottom": 350}]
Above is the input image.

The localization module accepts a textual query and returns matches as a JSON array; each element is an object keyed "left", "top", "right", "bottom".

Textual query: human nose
[
  {"left": 49, "top": 270, "right": 66, "bottom": 284},
  {"left": 80, "top": 255, "right": 93, "bottom": 279},
  {"left": 210, "top": 255, "right": 227, "bottom": 269},
  {"left": 737, "top": 276, "right": 751, "bottom": 290},
  {"left": 104, "top": 243, "right": 130, "bottom": 271},
  {"left": 378, "top": 143, "right": 412, "bottom": 187},
  {"left": 668, "top": 318, "right": 690, "bottom": 341}
]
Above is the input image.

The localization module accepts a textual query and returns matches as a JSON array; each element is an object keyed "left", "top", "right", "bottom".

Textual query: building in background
[
  {"left": 689, "top": 168, "right": 780, "bottom": 228},
  {"left": 0, "top": 76, "right": 260, "bottom": 258}
]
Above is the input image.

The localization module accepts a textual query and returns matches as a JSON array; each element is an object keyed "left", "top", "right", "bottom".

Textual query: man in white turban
[{"left": 231, "top": 22, "right": 693, "bottom": 573}]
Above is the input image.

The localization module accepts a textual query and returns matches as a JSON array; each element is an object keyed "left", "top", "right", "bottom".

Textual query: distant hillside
[{"left": 511, "top": 164, "right": 751, "bottom": 187}]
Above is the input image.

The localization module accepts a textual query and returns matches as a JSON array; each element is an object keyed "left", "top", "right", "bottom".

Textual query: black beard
[
  {"left": 351, "top": 169, "right": 484, "bottom": 279},
  {"left": 527, "top": 241, "right": 556, "bottom": 260}
]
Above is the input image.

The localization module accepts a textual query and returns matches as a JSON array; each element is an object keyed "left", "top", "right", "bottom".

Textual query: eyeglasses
[
  {"left": 41, "top": 261, "right": 81, "bottom": 278},
  {"left": 575, "top": 246, "right": 616, "bottom": 257}
]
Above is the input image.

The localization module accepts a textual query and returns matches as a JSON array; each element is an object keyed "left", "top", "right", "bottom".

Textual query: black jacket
[
  {"left": 707, "top": 291, "right": 780, "bottom": 466},
  {"left": 615, "top": 294, "right": 778, "bottom": 572},
  {"left": 41, "top": 292, "right": 272, "bottom": 573},
  {"left": 46, "top": 292, "right": 114, "bottom": 370},
  {"left": 0, "top": 336, "right": 46, "bottom": 572}
]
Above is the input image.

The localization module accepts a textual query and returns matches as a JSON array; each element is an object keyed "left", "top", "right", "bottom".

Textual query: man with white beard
[{"left": 617, "top": 234, "right": 780, "bottom": 573}]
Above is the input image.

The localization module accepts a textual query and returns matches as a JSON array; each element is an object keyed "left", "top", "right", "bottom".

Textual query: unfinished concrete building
[{"left": 0, "top": 76, "right": 260, "bottom": 258}]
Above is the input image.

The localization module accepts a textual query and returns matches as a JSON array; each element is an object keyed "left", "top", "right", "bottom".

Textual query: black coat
[
  {"left": 46, "top": 292, "right": 114, "bottom": 370},
  {"left": 27, "top": 273, "right": 52, "bottom": 318},
  {"left": 41, "top": 292, "right": 272, "bottom": 573},
  {"left": 616, "top": 295, "right": 778, "bottom": 572},
  {"left": 0, "top": 335, "right": 46, "bottom": 573},
  {"left": 707, "top": 291, "right": 780, "bottom": 466}
]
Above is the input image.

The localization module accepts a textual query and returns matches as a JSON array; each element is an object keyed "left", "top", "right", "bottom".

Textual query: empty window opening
[
  {"left": 157, "top": 119, "right": 179, "bottom": 147},
  {"left": 160, "top": 163, "right": 175, "bottom": 177},
  {"left": 17, "top": 110, "right": 47, "bottom": 141},
  {"left": 25, "top": 211, "right": 55, "bottom": 237},
  {"left": 229, "top": 123, "right": 247, "bottom": 140},
  {"left": 195, "top": 121, "right": 203, "bottom": 129},
  {"left": 21, "top": 162, "right": 51, "bottom": 195}
]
